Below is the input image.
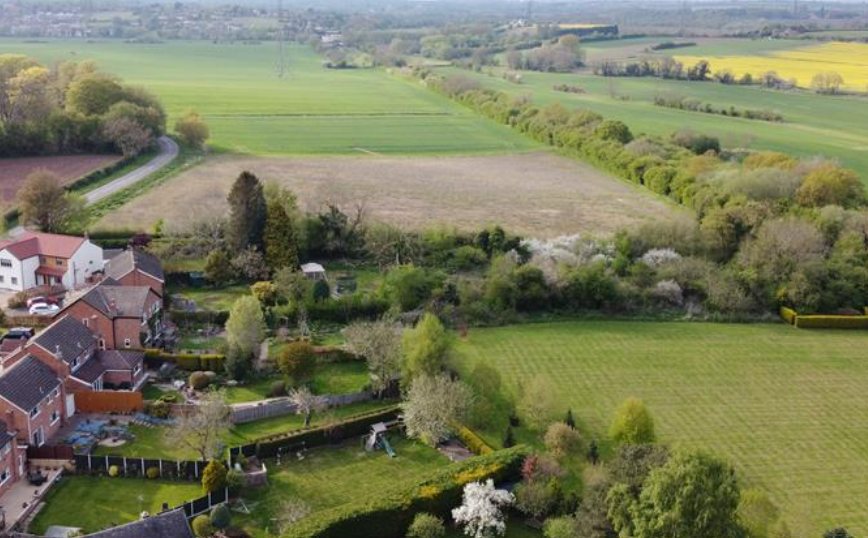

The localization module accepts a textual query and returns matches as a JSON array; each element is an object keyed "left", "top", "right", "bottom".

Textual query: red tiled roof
[{"left": 0, "top": 231, "right": 85, "bottom": 260}]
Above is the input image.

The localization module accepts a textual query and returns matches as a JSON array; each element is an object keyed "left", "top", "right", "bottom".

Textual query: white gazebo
[{"left": 300, "top": 262, "right": 327, "bottom": 281}]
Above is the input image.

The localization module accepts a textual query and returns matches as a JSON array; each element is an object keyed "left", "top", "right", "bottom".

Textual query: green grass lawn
[
  {"left": 141, "top": 384, "right": 182, "bottom": 402},
  {"left": 92, "top": 424, "right": 199, "bottom": 460},
  {"left": 171, "top": 284, "right": 250, "bottom": 312},
  {"left": 177, "top": 334, "right": 226, "bottom": 352},
  {"left": 224, "top": 361, "right": 369, "bottom": 405},
  {"left": 455, "top": 320, "right": 868, "bottom": 538},
  {"left": 0, "top": 39, "right": 539, "bottom": 156},
  {"left": 236, "top": 437, "right": 449, "bottom": 538},
  {"left": 29, "top": 476, "right": 203, "bottom": 535},
  {"left": 433, "top": 64, "right": 868, "bottom": 183}
]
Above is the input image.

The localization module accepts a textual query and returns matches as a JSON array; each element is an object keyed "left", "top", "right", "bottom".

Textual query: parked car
[
  {"left": 29, "top": 303, "right": 60, "bottom": 316},
  {"left": 26, "top": 296, "right": 59, "bottom": 308},
  {"left": 0, "top": 327, "right": 35, "bottom": 341}
]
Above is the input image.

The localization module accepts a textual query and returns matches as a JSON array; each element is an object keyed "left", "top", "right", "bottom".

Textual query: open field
[
  {"left": 0, "top": 39, "right": 538, "bottom": 156},
  {"left": 432, "top": 65, "right": 868, "bottom": 182},
  {"left": 676, "top": 42, "right": 868, "bottom": 92},
  {"left": 236, "top": 437, "right": 448, "bottom": 538},
  {"left": 29, "top": 476, "right": 202, "bottom": 534},
  {"left": 0, "top": 154, "right": 121, "bottom": 202},
  {"left": 455, "top": 320, "right": 868, "bottom": 538},
  {"left": 97, "top": 153, "right": 679, "bottom": 238}
]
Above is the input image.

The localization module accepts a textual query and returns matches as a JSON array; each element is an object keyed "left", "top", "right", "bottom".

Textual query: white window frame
[
  {"left": 50, "top": 410, "right": 60, "bottom": 425},
  {"left": 0, "top": 468, "right": 9, "bottom": 486},
  {"left": 124, "top": 338, "right": 131, "bottom": 348}
]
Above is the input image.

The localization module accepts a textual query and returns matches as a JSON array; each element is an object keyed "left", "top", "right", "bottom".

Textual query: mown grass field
[
  {"left": 435, "top": 64, "right": 868, "bottom": 182},
  {"left": 455, "top": 320, "right": 868, "bottom": 538},
  {"left": 0, "top": 39, "right": 538, "bottom": 156}
]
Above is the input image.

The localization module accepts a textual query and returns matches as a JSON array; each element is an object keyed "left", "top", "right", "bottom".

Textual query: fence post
[
  {"left": 159, "top": 459, "right": 163, "bottom": 477},
  {"left": 105, "top": 455, "right": 109, "bottom": 471},
  {"left": 141, "top": 457, "right": 145, "bottom": 477},
  {"left": 195, "top": 460, "right": 199, "bottom": 478},
  {"left": 177, "top": 461, "right": 180, "bottom": 478},
  {"left": 123, "top": 457, "right": 127, "bottom": 475},
  {"left": 87, "top": 454, "right": 92, "bottom": 471}
]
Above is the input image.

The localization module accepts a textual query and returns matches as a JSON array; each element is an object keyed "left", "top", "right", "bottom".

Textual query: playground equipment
[{"left": 366, "top": 421, "right": 399, "bottom": 457}]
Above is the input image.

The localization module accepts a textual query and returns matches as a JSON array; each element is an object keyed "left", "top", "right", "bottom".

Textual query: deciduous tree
[
  {"left": 609, "top": 397, "right": 656, "bottom": 445},
  {"left": 402, "top": 374, "right": 473, "bottom": 446},
  {"left": 402, "top": 313, "right": 452, "bottom": 386},
  {"left": 168, "top": 391, "right": 230, "bottom": 462},
  {"left": 18, "top": 169, "right": 86, "bottom": 233},
  {"left": 225, "top": 295, "right": 265, "bottom": 360},
  {"left": 175, "top": 109, "right": 209, "bottom": 148},
  {"left": 288, "top": 386, "right": 328, "bottom": 427},
  {"left": 452, "top": 480, "right": 515, "bottom": 538},
  {"left": 343, "top": 319, "right": 404, "bottom": 396}
]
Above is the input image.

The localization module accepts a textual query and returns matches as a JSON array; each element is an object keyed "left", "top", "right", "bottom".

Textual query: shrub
[
  {"left": 226, "top": 468, "right": 244, "bottom": 493},
  {"left": 202, "top": 460, "right": 228, "bottom": 493},
  {"left": 407, "top": 513, "right": 446, "bottom": 538},
  {"left": 270, "top": 379, "right": 288, "bottom": 397},
  {"left": 192, "top": 514, "right": 213, "bottom": 537},
  {"left": 189, "top": 371, "right": 210, "bottom": 390},
  {"left": 146, "top": 399, "right": 171, "bottom": 419},
  {"left": 108, "top": 465, "right": 120, "bottom": 477},
  {"left": 210, "top": 504, "right": 232, "bottom": 530},
  {"left": 146, "top": 467, "right": 160, "bottom": 479},
  {"left": 278, "top": 341, "right": 317, "bottom": 383},
  {"left": 609, "top": 397, "right": 655, "bottom": 445},
  {"left": 544, "top": 423, "right": 582, "bottom": 460},
  {"left": 780, "top": 306, "right": 797, "bottom": 324}
]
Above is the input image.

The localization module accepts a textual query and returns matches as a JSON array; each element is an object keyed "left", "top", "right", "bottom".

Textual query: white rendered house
[{"left": 0, "top": 231, "right": 104, "bottom": 291}]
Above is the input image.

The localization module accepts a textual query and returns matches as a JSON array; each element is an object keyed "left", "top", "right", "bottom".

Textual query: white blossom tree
[
  {"left": 342, "top": 319, "right": 404, "bottom": 397},
  {"left": 452, "top": 479, "right": 515, "bottom": 538},
  {"left": 401, "top": 374, "right": 473, "bottom": 446},
  {"left": 288, "top": 387, "right": 328, "bottom": 427}
]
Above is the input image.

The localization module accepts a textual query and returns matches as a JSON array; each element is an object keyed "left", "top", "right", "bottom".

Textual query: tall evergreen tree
[
  {"left": 227, "top": 171, "right": 266, "bottom": 253},
  {"left": 264, "top": 197, "right": 299, "bottom": 271}
]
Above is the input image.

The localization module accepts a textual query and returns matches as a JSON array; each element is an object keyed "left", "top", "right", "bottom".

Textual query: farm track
[{"left": 6, "top": 136, "right": 179, "bottom": 238}]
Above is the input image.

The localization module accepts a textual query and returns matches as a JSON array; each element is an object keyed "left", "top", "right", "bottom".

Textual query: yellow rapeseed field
[{"left": 675, "top": 42, "right": 868, "bottom": 91}]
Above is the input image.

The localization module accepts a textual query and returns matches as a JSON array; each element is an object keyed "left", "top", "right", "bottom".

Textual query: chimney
[{"left": 55, "top": 344, "right": 63, "bottom": 362}]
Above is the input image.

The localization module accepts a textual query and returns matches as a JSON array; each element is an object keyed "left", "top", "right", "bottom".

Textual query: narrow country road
[
  {"left": 85, "top": 136, "right": 179, "bottom": 203},
  {"left": 6, "top": 136, "right": 179, "bottom": 238}
]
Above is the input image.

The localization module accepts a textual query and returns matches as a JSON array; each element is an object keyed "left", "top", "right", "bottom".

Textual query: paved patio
[{"left": 0, "top": 467, "right": 62, "bottom": 531}]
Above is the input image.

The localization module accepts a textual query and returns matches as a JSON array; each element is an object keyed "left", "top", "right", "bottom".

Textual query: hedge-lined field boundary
[
  {"left": 780, "top": 306, "right": 868, "bottom": 329},
  {"left": 282, "top": 445, "right": 528, "bottom": 538}
]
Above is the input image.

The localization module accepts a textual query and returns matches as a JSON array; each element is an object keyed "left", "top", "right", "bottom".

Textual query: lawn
[
  {"left": 235, "top": 437, "right": 449, "bottom": 538},
  {"left": 92, "top": 424, "right": 199, "bottom": 460},
  {"left": 0, "top": 39, "right": 538, "bottom": 156},
  {"left": 171, "top": 284, "right": 250, "bottom": 312},
  {"left": 431, "top": 62, "right": 868, "bottom": 183},
  {"left": 224, "top": 361, "right": 370, "bottom": 405},
  {"left": 29, "top": 476, "right": 203, "bottom": 535},
  {"left": 455, "top": 320, "right": 868, "bottom": 538}
]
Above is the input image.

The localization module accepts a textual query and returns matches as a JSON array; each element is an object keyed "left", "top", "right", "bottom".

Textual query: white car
[{"left": 29, "top": 303, "right": 60, "bottom": 316}]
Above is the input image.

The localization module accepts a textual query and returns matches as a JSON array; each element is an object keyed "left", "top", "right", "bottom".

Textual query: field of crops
[
  {"left": 676, "top": 42, "right": 868, "bottom": 91},
  {"left": 0, "top": 154, "right": 121, "bottom": 201},
  {"left": 456, "top": 321, "right": 868, "bottom": 538},
  {"left": 433, "top": 62, "right": 868, "bottom": 182},
  {"left": 0, "top": 39, "right": 537, "bottom": 155}
]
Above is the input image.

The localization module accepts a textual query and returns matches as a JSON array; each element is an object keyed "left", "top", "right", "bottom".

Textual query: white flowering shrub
[
  {"left": 640, "top": 248, "right": 682, "bottom": 268},
  {"left": 521, "top": 235, "right": 615, "bottom": 285},
  {"left": 653, "top": 279, "right": 684, "bottom": 306},
  {"left": 452, "top": 479, "right": 515, "bottom": 538}
]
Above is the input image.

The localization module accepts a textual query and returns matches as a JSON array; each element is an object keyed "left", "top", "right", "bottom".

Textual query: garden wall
[{"left": 229, "top": 390, "right": 373, "bottom": 424}]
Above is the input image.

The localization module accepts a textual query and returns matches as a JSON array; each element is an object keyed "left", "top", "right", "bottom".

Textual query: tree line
[{"left": 0, "top": 53, "right": 165, "bottom": 158}]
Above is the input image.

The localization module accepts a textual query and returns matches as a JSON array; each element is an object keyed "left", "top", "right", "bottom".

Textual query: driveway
[{"left": 6, "top": 135, "right": 179, "bottom": 238}]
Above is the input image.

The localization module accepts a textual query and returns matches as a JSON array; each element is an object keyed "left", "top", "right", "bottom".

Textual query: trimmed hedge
[
  {"left": 169, "top": 310, "right": 230, "bottom": 325},
  {"left": 273, "top": 295, "right": 389, "bottom": 324},
  {"left": 144, "top": 349, "right": 225, "bottom": 371},
  {"left": 780, "top": 307, "right": 797, "bottom": 325},
  {"left": 255, "top": 406, "right": 401, "bottom": 459},
  {"left": 455, "top": 424, "right": 494, "bottom": 455},
  {"left": 282, "top": 445, "right": 528, "bottom": 538},
  {"left": 794, "top": 315, "right": 868, "bottom": 329}
]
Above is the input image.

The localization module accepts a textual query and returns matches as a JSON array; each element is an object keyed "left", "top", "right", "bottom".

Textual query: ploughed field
[
  {"left": 0, "top": 154, "right": 121, "bottom": 202},
  {"left": 455, "top": 320, "right": 868, "bottom": 538},
  {"left": 96, "top": 152, "right": 680, "bottom": 238},
  {"left": 436, "top": 37, "right": 868, "bottom": 181},
  {"left": 0, "top": 39, "right": 537, "bottom": 156}
]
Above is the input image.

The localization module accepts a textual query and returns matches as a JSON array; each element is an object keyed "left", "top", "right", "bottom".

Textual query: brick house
[
  {"left": 60, "top": 280, "right": 163, "bottom": 350},
  {"left": 0, "top": 357, "right": 64, "bottom": 448},
  {"left": 104, "top": 249, "right": 165, "bottom": 298},
  {"left": 0, "top": 422, "right": 22, "bottom": 502},
  {"left": 0, "top": 231, "right": 103, "bottom": 291}
]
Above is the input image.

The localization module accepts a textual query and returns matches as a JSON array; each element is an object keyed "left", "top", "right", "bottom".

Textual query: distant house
[
  {"left": 61, "top": 279, "right": 163, "bottom": 350},
  {"left": 104, "top": 249, "right": 166, "bottom": 298},
  {"left": 0, "top": 231, "right": 104, "bottom": 291},
  {"left": 0, "top": 356, "right": 64, "bottom": 448}
]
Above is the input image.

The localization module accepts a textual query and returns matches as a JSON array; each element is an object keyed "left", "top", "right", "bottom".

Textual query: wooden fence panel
[{"left": 75, "top": 391, "right": 144, "bottom": 414}]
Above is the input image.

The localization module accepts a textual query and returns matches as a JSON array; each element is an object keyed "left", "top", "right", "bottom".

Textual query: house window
[
  {"left": 71, "top": 357, "right": 78, "bottom": 369},
  {"left": 134, "top": 364, "right": 142, "bottom": 376},
  {"left": 0, "top": 259, "right": 11, "bottom": 268},
  {"left": 0, "top": 276, "right": 4, "bottom": 283},
  {"left": 56, "top": 259, "right": 64, "bottom": 266},
  {"left": 98, "top": 339, "right": 106, "bottom": 350},
  {"left": 1, "top": 442, "right": 9, "bottom": 456},
  {"left": 32, "top": 428, "right": 44, "bottom": 447},
  {"left": 50, "top": 410, "right": 59, "bottom": 425},
  {"left": 0, "top": 469, "right": 9, "bottom": 485},
  {"left": 29, "top": 405, "right": 40, "bottom": 418},
  {"left": 10, "top": 277, "right": 17, "bottom": 285},
  {"left": 124, "top": 338, "right": 131, "bottom": 348}
]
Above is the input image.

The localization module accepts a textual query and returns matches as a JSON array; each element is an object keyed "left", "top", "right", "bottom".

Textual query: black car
[{"left": 1, "top": 327, "right": 36, "bottom": 342}]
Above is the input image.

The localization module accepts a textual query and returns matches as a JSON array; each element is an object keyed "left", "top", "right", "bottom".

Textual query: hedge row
[
  {"left": 272, "top": 295, "right": 390, "bottom": 324},
  {"left": 144, "top": 349, "right": 225, "bottom": 371},
  {"left": 455, "top": 424, "right": 494, "bottom": 455},
  {"left": 283, "top": 445, "right": 528, "bottom": 538},
  {"left": 780, "top": 307, "right": 868, "bottom": 329},
  {"left": 169, "top": 309, "right": 230, "bottom": 325},
  {"left": 255, "top": 406, "right": 401, "bottom": 459}
]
